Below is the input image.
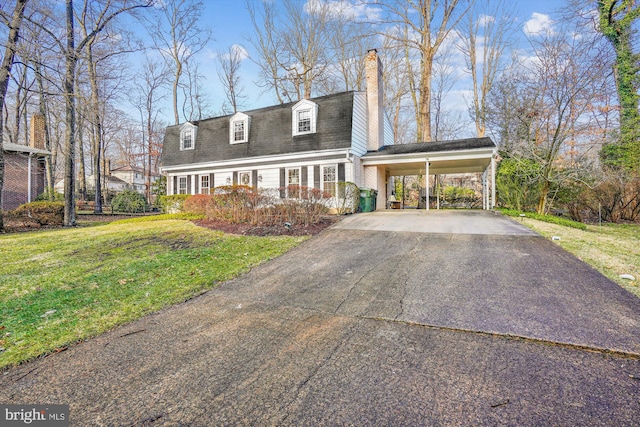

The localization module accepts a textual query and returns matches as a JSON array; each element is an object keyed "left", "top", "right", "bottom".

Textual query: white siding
[
  {"left": 258, "top": 168, "right": 280, "bottom": 189},
  {"left": 351, "top": 92, "right": 368, "bottom": 156},
  {"left": 214, "top": 172, "right": 232, "bottom": 188},
  {"left": 383, "top": 110, "right": 394, "bottom": 146}
]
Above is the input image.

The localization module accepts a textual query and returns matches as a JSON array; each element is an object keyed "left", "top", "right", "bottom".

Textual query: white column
[
  {"left": 425, "top": 160, "right": 430, "bottom": 211},
  {"left": 28, "top": 155, "right": 33, "bottom": 203},
  {"left": 491, "top": 155, "right": 496, "bottom": 209}
]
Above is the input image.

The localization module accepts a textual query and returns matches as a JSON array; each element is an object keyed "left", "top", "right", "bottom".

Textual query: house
[
  {"left": 1, "top": 114, "right": 50, "bottom": 211},
  {"left": 161, "top": 50, "right": 498, "bottom": 210},
  {"left": 109, "top": 165, "right": 160, "bottom": 195}
]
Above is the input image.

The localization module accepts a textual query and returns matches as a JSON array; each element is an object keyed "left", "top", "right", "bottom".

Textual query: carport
[{"left": 361, "top": 137, "right": 498, "bottom": 210}]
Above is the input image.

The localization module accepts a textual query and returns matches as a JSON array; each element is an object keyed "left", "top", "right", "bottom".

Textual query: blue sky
[{"left": 161, "top": 0, "right": 569, "bottom": 120}]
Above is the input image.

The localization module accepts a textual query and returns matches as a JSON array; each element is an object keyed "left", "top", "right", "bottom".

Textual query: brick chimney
[
  {"left": 29, "top": 113, "right": 46, "bottom": 150},
  {"left": 365, "top": 49, "right": 384, "bottom": 151}
]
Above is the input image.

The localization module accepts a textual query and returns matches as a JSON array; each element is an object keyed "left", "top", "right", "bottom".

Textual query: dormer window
[
  {"left": 229, "top": 112, "right": 250, "bottom": 144},
  {"left": 292, "top": 99, "right": 318, "bottom": 136},
  {"left": 180, "top": 122, "right": 197, "bottom": 150}
]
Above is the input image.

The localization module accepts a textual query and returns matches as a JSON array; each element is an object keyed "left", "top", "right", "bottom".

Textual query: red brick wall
[{"left": 1, "top": 151, "right": 47, "bottom": 211}]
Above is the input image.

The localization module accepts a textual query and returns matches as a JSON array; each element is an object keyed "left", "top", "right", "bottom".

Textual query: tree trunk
[
  {"left": 34, "top": 62, "right": 55, "bottom": 197},
  {"left": 85, "top": 42, "right": 103, "bottom": 213},
  {"left": 0, "top": 0, "right": 28, "bottom": 230},
  {"left": 63, "top": 0, "right": 77, "bottom": 226}
]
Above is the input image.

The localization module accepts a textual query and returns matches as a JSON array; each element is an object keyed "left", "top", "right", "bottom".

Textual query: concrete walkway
[{"left": 2, "top": 211, "right": 640, "bottom": 426}]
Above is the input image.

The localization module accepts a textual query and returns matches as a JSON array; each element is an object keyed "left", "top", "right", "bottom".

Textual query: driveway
[{"left": 2, "top": 210, "right": 640, "bottom": 426}]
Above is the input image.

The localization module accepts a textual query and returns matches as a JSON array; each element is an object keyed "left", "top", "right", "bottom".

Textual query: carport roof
[
  {"left": 365, "top": 137, "right": 496, "bottom": 157},
  {"left": 361, "top": 137, "right": 497, "bottom": 176}
]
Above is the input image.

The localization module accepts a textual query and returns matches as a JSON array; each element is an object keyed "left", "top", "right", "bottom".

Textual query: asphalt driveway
[{"left": 2, "top": 210, "right": 640, "bottom": 426}]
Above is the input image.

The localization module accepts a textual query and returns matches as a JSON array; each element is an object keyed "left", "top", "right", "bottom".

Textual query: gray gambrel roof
[
  {"left": 162, "top": 91, "right": 356, "bottom": 167},
  {"left": 364, "top": 137, "right": 496, "bottom": 157}
]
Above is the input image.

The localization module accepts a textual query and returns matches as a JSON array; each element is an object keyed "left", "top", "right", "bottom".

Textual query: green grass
[
  {"left": 0, "top": 220, "right": 306, "bottom": 369},
  {"left": 511, "top": 216, "right": 640, "bottom": 298},
  {"left": 500, "top": 209, "right": 587, "bottom": 230}
]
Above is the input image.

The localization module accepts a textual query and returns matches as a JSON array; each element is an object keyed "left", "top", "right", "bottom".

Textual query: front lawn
[
  {"left": 0, "top": 220, "right": 306, "bottom": 369},
  {"left": 513, "top": 217, "right": 640, "bottom": 298}
]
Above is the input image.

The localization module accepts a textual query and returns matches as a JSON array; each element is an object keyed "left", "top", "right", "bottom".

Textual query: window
[
  {"left": 239, "top": 171, "right": 251, "bottom": 186},
  {"left": 297, "top": 110, "right": 311, "bottom": 133},
  {"left": 287, "top": 168, "right": 301, "bottom": 198},
  {"left": 200, "top": 175, "right": 210, "bottom": 194},
  {"left": 291, "top": 99, "right": 318, "bottom": 136},
  {"left": 322, "top": 165, "right": 337, "bottom": 197},
  {"left": 233, "top": 121, "right": 245, "bottom": 142},
  {"left": 178, "top": 176, "right": 188, "bottom": 194},
  {"left": 180, "top": 123, "right": 197, "bottom": 150},
  {"left": 229, "top": 112, "right": 250, "bottom": 144}
]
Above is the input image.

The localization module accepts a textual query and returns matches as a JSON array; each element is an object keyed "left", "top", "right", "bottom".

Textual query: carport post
[
  {"left": 491, "top": 155, "right": 496, "bottom": 209},
  {"left": 425, "top": 160, "right": 429, "bottom": 210}
]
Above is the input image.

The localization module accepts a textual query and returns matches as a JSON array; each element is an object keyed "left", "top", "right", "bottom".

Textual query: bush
[
  {"left": 183, "top": 194, "right": 213, "bottom": 215},
  {"left": 111, "top": 190, "right": 148, "bottom": 213},
  {"left": 333, "top": 182, "right": 359, "bottom": 214},
  {"left": 35, "top": 189, "right": 64, "bottom": 202},
  {"left": 158, "top": 194, "right": 190, "bottom": 213},
  {"left": 9, "top": 201, "right": 64, "bottom": 226}
]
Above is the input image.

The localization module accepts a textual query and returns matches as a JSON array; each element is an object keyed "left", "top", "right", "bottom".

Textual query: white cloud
[
  {"left": 212, "top": 44, "right": 250, "bottom": 62},
  {"left": 523, "top": 12, "right": 554, "bottom": 36},
  {"left": 305, "top": 0, "right": 382, "bottom": 22},
  {"left": 477, "top": 14, "right": 495, "bottom": 28}
]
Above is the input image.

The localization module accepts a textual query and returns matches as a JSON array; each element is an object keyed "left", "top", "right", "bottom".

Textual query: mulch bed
[
  {"left": 193, "top": 216, "right": 342, "bottom": 236},
  {"left": 2, "top": 214, "right": 343, "bottom": 236}
]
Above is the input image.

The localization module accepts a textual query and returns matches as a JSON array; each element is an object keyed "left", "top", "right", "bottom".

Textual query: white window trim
[
  {"left": 238, "top": 171, "right": 252, "bottom": 186},
  {"left": 291, "top": 99, "right": 318, "bottom": 136},
  {"left": 229, "top": 112, "right": 250, "bottom": 144},
  {"left": 286, "top": 167, "right": 301, "bottom": 198},
  {"left": 180, "top": 122, "right": 197, "bottom": 151},
  {"left": 322, "top": 164, "right": 337, "bottom": 198},
  {"left": 178, "top": 176, "right": 188, "bottom": 194},
  {"left": 200, "top": 174, "right": 210, "bottom": 194}
]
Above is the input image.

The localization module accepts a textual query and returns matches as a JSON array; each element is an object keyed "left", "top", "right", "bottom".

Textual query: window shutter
[
  {"left": 210, "top": 173, "right": 215, "bottom": 192},
  {"left": 252, "top": 170, "right": 258, "bottom": 188},
  {"left": 314, "top": 165, "right": 320, "bottom": 189},
  {"left": 233, "top": 171, "right": 238, "bottom": 185},
  {"left": 279, "top": 168, "right": 286, "bottom": 198},
  {"left": 301, "top": 167, "right": 308, "bottom": 187},
  {"left": 186, "top": 175, "right": 192, "bottom": 194},
  {"left": 195, "top": 176, "right": 199, "bottom": 194},
  {"left": 173, "top": 176, "right": 178, "bottom": 195},
  {"left": 338, "top": 163, "right": 345, "bottom": 182}
]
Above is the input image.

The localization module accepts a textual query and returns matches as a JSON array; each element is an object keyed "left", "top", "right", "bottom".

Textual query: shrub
[
  {"left": 9, "top": 201, "right": 64, "bottom": 226},
  {"left": 333, "top": 182, "right": 359, "bottom": 214},
  {"left": 35, "top": 189, "right": 64, "bottom": 202},
  {"left": 111, "top": 190, "right": 148, "bottom": 213},
  {"left": 184, "top": 194, "right": 213, "bottom": 215},
  {"left": 158, "top": 194, "right": 190, "bottom": 213}
]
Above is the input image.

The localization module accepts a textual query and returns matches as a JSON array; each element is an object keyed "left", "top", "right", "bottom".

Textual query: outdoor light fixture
[{"left": 226, "top": 177, "right": 231, "bottom": 185}]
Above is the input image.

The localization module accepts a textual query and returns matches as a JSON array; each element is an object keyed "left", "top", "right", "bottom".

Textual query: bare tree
[
  {"left": 377, "top": 0, "right": 473, "bottom": 142},
  {"left": 146, "top": 0, "right": 211, "bottom": 125},
  {"left": 247, "top": 0, "right": 333, "bottom": 102},
  {"left": 131, "top": 55, "right": 169, "bottom": 201},
  {"left": 489, "top": 28, "right": 612, "bottom": 214},
  {"left": 217, "top": 45, "right": 247, "bottom": 114},
  {"left": 458, "top": 0, "right": 516, "bottom": 138},
  {"left": 0, "top": 0, "right": 28, "bottom": 230}
]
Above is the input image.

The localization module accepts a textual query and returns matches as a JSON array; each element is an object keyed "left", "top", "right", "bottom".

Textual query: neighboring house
[
  {"left": 1, "top": 115, "right": 50, "bottom": 211},
  {"left": 110, "top": 165, "right": 160, "bottom": 195},
  {"left": 161, "top": 50, "right": 498, "bottom": 210}
]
